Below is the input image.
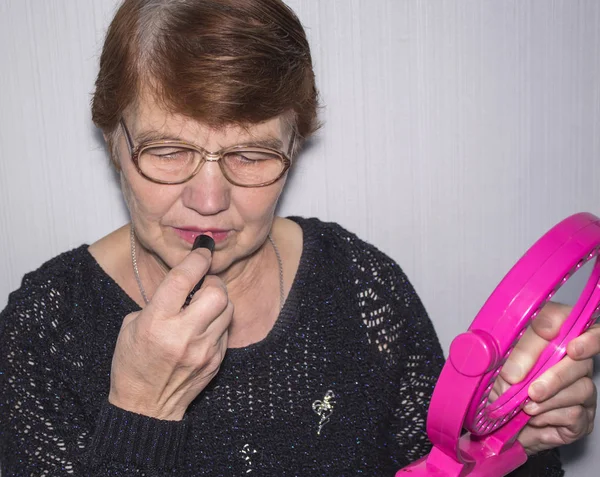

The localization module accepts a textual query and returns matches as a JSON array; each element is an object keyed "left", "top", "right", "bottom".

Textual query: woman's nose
[{"left": 181, "top": 161, "right": 231, "bottom": 215}]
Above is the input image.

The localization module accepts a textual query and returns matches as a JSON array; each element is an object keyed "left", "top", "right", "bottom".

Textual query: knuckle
[
  {"left": 538, "top": 428, "right": 562, "bottom": 447},
  {"left": 567, "top": 405, "right": 585, "bottom": 423},
  {"left": 585, "top": 358, "right": 594, "bottom": 377},
  {"left": 553, "top": 368, "right": 572, "bottom": 391},
  {"left": 203, "top": 285, "right": 229, "bottom": 311},
  {"left": 581, "top": 376, "right": 596, "bottom": 400},
  {"left": 203, "top": 275, "right": 227, "bottom": 292},
  {"left": 196, "top": 342, "right": 225, "bottom": 371},
  {"left": 163, "top": 345, "right": 186, "bottom": 363},
  {"left": 587, "top": 403, "right": 597, "bottom": 426},
  {"left": 137, "top": 321, "right": 188, "bottom": 363},
  {"left": 211, "top": 344, "right": 226, "bottom": 367},
  {"left": 542, "top": 369, "right": 561, "bottom": 391},
  {"left": 160, "top": 335, "right": 188, "bottom": 362},
  {"left": 153, "top": 328, "right": 181, "bottom": 355},
  {"left": 538, "top": 302, "right": 569, "bottom": 326}
]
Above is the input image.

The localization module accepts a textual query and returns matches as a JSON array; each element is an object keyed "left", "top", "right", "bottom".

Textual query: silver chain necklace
[
  {"left": 267, "top": 233, "right": 285, "bottom": 311},
  {"left": 130, "top": 224, "right": 285, "bottom": 310}
]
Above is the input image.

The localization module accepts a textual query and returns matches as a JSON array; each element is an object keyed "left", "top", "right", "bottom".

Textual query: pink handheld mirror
[{"left": 397, "top": 212, "right": 600, "bottom": 477}]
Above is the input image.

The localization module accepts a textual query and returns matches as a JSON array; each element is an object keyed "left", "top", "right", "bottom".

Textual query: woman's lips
[{"left": 173, "top": 227, "right": 230, "bottom": 245}]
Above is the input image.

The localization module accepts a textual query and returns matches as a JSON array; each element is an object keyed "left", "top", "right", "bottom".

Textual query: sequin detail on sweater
[{"left": 0, "top": 218, "right": 563, "bottom": 476}]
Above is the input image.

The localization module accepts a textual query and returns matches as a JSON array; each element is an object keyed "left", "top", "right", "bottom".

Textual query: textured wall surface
[{"left": 1, "top": 0, "right": 599, "bottom": 474}]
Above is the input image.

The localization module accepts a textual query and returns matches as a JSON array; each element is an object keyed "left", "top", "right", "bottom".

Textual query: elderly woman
[{"left": 0, "top": 0, "right": 598, "bottom": 475}]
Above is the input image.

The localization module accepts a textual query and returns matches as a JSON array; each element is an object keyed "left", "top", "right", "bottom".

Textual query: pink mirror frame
[{"left": 397, "top": 212, "right": 600, "bottom": 477}]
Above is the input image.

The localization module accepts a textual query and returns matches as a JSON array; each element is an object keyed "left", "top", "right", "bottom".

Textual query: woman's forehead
[{"left": 125, "top": 92, "right": 288, "bottom": 144}]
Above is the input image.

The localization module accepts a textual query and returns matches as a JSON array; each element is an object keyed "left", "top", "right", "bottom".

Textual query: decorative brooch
[{"left": 312, "top": 390, "right": 336, "bottom": 435}]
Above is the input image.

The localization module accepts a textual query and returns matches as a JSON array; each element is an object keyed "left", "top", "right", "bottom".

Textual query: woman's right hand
[{"left": 108, "top": 245, "right": 232, "bottom": 421}]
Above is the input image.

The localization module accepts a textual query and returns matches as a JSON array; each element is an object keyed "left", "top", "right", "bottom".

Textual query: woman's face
[{"left": 115, "top": 96, "right": 291, "bottom": 275}]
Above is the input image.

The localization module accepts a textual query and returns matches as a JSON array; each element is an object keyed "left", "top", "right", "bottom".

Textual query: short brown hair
[{"left": 92, "top": 0, "right": 320, "bottom": 152}]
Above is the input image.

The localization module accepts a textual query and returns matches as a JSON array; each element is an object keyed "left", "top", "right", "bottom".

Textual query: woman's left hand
[{"left": 500, "top": 302, "right": 598, "bottom": 454}]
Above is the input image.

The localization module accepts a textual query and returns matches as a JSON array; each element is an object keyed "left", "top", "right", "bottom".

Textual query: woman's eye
[
  {"left": 237, "top": 154, "right": 260, "bottom": 162},
  {"left": 158, "top": 152, "right": 182, "bottom": 160},
  {"left": 231, "top": 151, "right": 277, "bottom": 162},
  {"left": 145, "top": 147, "right": 192, "bottom": 161}
]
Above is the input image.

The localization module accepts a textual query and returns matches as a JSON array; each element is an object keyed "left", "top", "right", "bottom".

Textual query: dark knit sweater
[{"left": 0, "top": 217, "right": 563, "bottom": 476}]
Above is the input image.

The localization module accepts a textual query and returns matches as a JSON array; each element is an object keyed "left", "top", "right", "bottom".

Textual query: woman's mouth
[{"left": 173, "top": 227, "right": 231, "bottom": 245}]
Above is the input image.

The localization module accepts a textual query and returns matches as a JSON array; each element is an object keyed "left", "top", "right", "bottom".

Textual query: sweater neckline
[{"left": 84, "top": 216, "right": 317, "bottom": 359}]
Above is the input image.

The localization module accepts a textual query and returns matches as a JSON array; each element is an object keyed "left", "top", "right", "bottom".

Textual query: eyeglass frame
[{"left": 119, "top": 119, "right": 294, "bottom": 187}]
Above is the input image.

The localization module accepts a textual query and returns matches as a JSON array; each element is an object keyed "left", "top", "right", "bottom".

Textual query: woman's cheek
[
  {"left": 236, "top": 182, "right": 284, "bottom": 221},
  {"left": 119, "top": 173, "right": 138, "bottom": 216},
  {"left": 122, "top": 174, "right": 179, "bottom": 222}
]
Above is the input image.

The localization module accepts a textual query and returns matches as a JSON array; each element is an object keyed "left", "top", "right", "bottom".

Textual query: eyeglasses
[{"left": 120, "top": 120, "right": 293, "bottom": 187}]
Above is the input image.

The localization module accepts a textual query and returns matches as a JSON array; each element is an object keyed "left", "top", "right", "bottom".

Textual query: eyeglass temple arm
[
  {"left": 287, "top": 130, "right": 297, "bottom": 158},
  {"left": 120, "top": 119, "right": 134, "bottom": 155}
]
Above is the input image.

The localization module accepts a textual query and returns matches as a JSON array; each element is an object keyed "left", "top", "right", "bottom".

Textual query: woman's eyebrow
[
  {"left": 135, "top": 130, "right": 180, "bottom": 143},
  {"left": 241, "top": 138, "right": 284, "bottom": 150},
  {"left": 135, "top": 130, "right": 284, "bottom": 150}
]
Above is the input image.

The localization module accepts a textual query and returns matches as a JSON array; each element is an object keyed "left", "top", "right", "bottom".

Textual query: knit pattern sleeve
[
  {"left": 357, "top": 249, "right": 444, "bottom": 466},
  {"left": 0, "top": 254, "right": 188, "bottom": 476},
  {"left": 323, "top": 222, "right": 445, "bottom": 466}
]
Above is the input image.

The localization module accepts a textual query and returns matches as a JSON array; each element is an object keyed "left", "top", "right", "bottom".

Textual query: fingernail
[
  {"left": 530, "top": 381, "right": 547, "bottom": 400},
  {"left": 193, "top": 234, "right": 215, "bottom": 253}
]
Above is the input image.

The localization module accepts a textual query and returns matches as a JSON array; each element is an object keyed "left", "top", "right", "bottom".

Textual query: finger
[
  {"left": 489, "top": 375, "right": 511, "bottom": 402},
  {"left": 528, "top": 356, "right": 593, "bottom": 402},
  {"left": 212, "top": 327, "right": 229, "bottom": 371},
  {"left": 525, "top": 405, "right": 589, "bottom": 437},
  {"left": 185, "top": 271, "right": 225, "bottom": 309},
  {"left": 524, "top": 376, "right": 596, "bottom": 415},
  {"left": 501, "top": 326, "right": 547, "bottom": 384},
  {"left": 186, "top": 275, "right": 228, "bottom": 307},
  {"left": 567, "top": 323, "right": 600, "bottom": 360},
  {"left": 530, "top": 302, "right": 572, "bottom": 341},
  {"left": 187, "top": 326, "right": 230, "bottom": 385},
  {"left": 517, "top": 425, "right": 564, "bottom": 454},
  {"left": 150, "top": 247, "right": 213, "bottom": 316},
  {"left": 199, "top": 298, "right": 234, "bottom": 343}
]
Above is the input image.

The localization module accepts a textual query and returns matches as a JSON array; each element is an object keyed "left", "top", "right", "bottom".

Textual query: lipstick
[{"left": 183, "top": 234, "right": 216, "bottom": 308}]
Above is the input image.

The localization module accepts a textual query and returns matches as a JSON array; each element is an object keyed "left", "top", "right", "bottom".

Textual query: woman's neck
[
  {"left": 223, "top": 237, "right": 282, "bottom": 347},
  {"left": 135, "top": 226, "right": 283, "bottom": 348}
]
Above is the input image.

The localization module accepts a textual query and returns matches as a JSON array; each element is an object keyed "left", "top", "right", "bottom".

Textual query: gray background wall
[{"left": 1, "top": 0, "right": 599, "bottom": 474}]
